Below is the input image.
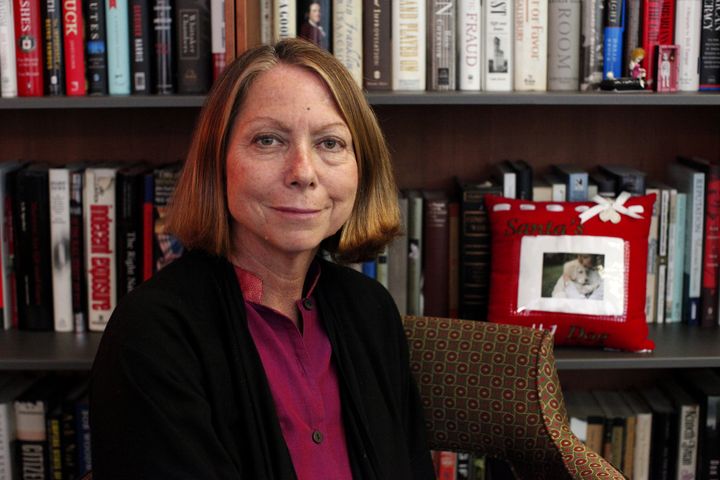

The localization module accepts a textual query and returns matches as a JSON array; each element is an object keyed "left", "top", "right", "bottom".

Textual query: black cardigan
[{"left": 90, "top": 251, "right": 435, "bottom": 479}]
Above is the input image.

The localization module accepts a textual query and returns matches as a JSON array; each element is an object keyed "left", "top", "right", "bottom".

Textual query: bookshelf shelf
[
  {"left": 0, "top": 95, "right": 207, "bottom": 109},
  {"left": 0, "top": 324, "right": 717, "bottom": 371}
]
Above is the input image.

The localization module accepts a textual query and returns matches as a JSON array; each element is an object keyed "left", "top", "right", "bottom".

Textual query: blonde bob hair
[{"left": 165, "top": 38, "right": 400, "bottom": 263}]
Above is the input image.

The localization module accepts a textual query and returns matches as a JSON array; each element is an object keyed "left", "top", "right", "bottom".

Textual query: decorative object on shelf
[
  {"left": 655, "top": 44, "right": 679, "bottom": 92},
  {"left": 484, "top": 192, "right": 656, "bottom": 352},
  {"left": 600, "top": 47, "right": 647, "bottom": 91}
]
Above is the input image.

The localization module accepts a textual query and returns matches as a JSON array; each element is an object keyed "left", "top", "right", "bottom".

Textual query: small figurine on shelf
[
  {"left": 655, "top": 45, "right": 679, "bottom": 93},
  {"left": 600, "top": 47, "right": 648, "bottom": 91}
]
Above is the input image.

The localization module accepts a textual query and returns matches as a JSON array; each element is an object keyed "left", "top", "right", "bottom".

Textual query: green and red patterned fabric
[{"left": 403, "top": 316, "right": 624, "bottom": 480}]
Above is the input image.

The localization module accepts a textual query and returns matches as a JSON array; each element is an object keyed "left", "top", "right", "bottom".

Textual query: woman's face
[{"left": 226, "top": 64, "right": 358, "bottom": 261}]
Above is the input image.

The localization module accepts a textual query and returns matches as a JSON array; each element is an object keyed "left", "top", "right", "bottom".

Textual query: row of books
[
  {"left": 431, "top": 451, "right": 486, "bottom": 479},
  {"left": 565, "top": 369, "right": 720, "bottom": 480},
  {"left": 0, "top": 0, "right": 225, "bottom": 97},
  {"left": 362, "top": 156, "right": 720, "bottom": 327},
  {"left": 0, "top": 374, "right": 91, "bottom": 480},
  {"left": 0, "top": 162, "right": 184, "bottom": 333},
  {"left": 260, "top": 0, "right": 720, "bottom": 92}
]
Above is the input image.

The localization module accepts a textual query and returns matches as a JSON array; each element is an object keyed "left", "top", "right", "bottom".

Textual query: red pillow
[{"left": 485, "top": 193, "right": 656, "bottom": 352}]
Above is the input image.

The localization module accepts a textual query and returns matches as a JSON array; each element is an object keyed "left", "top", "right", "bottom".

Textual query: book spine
[
  {"left": 547, "top": 0, "right": 581, "bottom": 90},
  {"left": 130, "top": 0, "right": 152, "bottom": 93},
  {"left": 580, "top": 0, "right": 604, "bottom": 89},
  {"left": 333, "top": 0, "right": 363, "bottom": 86},
  {"left": 675, "top": 0, "right": 701, "bottom": 91},
  {"left": 63, "top": 0, "right": 87, "bottom": 95},
  {"left": 685, "top": 173, "right": 704, "bottom": 325},
  {"left": 15, "top": 400, "right": 48, "bottom": 480},
  {"left": 106, "top": 0, "right": 131, "bottom": 94},
  {"left": 458, "top": 0, "right": 482, "bottom": 90},
  {"left": 429, "top": 0, "right": 456, "bottom": 90},
  {"left": 47, "top": 413, "right": 62, "bottom": 479},
  {"left": 642, "top": 0, "right": 675, "bottom": 90},
  {"left": 0, "top": 168, "right": 10, "bottom": 330},
  {"left": 14, "top": 0, "right": 44, "bottom": 96},
  {"left": 387, "top": 197, "right": 408, "bottom": 315},
  {"left": 669, "top": 192, "right": 686, "bottom": 322},
  {"left": 60, "top": 404, "right": 77, "bottom": 480},
  {"left": 49, "top": 169, "right": 73, "bottom": 333},
  {"left": 699, "top": 0, "right": 720, "bottom": 90},
  {"left": 448, "top": 201, "right": 460, "bottom": 317},
  {"left": 676, "top": 404, "right": 699, "bottom": 480},
  {"left": 84, "top": 0, "right": 108, "bottom": 95},
  {"left": 74, "top": 403, "right": 90, "bottom": 477},
  {"left": 0, "top": 403, "right": 10, "bottom": 480},
  {"left": 656, "top": 188, "right": 670, "bottom": 323},
  {"left": 633, "top": 413, "right": 652, "bottom": 480},
  {"left": 260, "top": 0, "right": 271, "bottom": 44},
  {"left": 361, "top": 260, "right": 376, "bottom": 278},
  {"left": 4, "top": 172, "right": 18, "bottom": 329},
  {"left": 623, "top": 0, "right": 641, "bottom": 76},
  {"left": 153, "top": 168, "right": 183, "bottom": 272},
  {"left": 274, "top": 0, "right": 296, "bottom": 40},
  {"left": 42, "top": 0, "right": 64, "bottom": 95},
  {"left": 0, "top": 0, "right": 18, "bottom": 97},
  {"left": 69, "top": 171, "right": 86, "bottom": 333},
  {"left": 376, "top": 247, "right": 388, "bottom": 287},
  {"left": 116, "top": 173, "right": 142, "bottom": 298},
  {"left": 602, "top": 0, "right": 625, "bottom": 79},
  {"left": 422, "top": 194, "right": 449, "bottom": 316},
  {"left": 514, "top": 0, "right": 548, "bottom": 90},
  {"left": 406, "top": 194, "right": 423, "bottom": 315},
  {"left": 665, "top": 189, "right": 677, "bottom": 321},
  {"left": 392, "top": 0, "right": 426, "bottom": 90},
  {"left": 152, "top": 0, "right": 173, "bottom": 93},
  {"left": 142, "top": 172, "right": 154, "bottom": 280},
  {"left": 700, "top": 166, "right": 720, "bottom": 326},
  {"left": 436, "top": 451, "right": 458, "bottom": 479},
  {"left": 645, "top": 189, "right": 659, "bottom": 323},
  {"left": 484, "top": 0, "right": 513, "bottom": 90},
  {"left": 363, "top": 0, "right": 391, "bottom": 90},
  {"left": 210, "top": 0, "right": 225, "bottom": 80},
  {"left": 83, "top": 168, "right": 117, "bottom": 332},
  {"left": 176, "top": 0, "right": 212, "bottom": 93}
]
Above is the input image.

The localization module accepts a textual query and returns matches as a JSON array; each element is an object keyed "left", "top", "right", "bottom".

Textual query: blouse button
[
  {"left": 312, "top": 430, "right": 324, "bottom": 444},
  {"left": 302, "top": 298, "right": 313, "bottom": 310}
]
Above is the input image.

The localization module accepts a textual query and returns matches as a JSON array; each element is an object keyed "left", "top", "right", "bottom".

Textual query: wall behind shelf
[{"left": 377, "top": 105, "right": 720, "bottom": 190}]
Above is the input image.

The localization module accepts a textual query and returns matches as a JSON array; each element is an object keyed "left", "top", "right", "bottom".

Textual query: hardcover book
[
  {"left": 49, "top": 168, "right": 74, "bottom": 332},
  {"left": 0, "top": 0, "right": 17, "bottom": 97},
  {"left": 458, "top": 0, "right": 482, "bottom": 90},
  {"left": 484, "top": 0, "right": 513, "bottom": 90},
  {"left": 429, "top": 0, "right": 456, "bottom": 90},
  {"left": 641, "top": 0, "right": 675, "bottom": 89},
  {"left": 405, "top": 190, "right": 423, "bottom": 315},
  {"left": 333, "top": 0, "right": 363, "bottom": 85},
  {"left": 681, "top": 369, "right": 720, "bottom": 480},
  {"left": 551, "top": 164, "right": 589, "bottom": 200},
  {"left": 273, "top": 0, "right": 296, "bottom": 40},
  {"left": 13, "top": 0, "right": 44, "bottom": 96},
  {"left": 153, "top": 165, "right": 183, "bottom": 273},
  {"left": 580, "top": 0, "right": 604, "bottom": 90},
  {"left": 387, "top": 196, "right": 408, "bottom": 315},
  {"left": 0, "top": 162, "right": 21, "bottom": 330},
  {"left": 602, "top": 0, "right": 625, "bottom": 79},
  {"left": 392, "top": 0, "right": 426, "bottom": 90},
  {"left": 63, "top": 0, "right": 86, "bottom": 95},
  {"left": 175, "top": 0, "right": 212, "bottom": 93},
  {"left": 660, "top": 379, "right": 700, "bottom": 480},
  {"left": 106, "top": 0, "right": 131, "bottom": 94},
  {"left": 130, "top": 0, "right": 153, "bottom": 93},
  {"left": 298, "top": 0, "right": 330, "bottom": 50},
  {"left": 42, "top": 0, "right": 64, "bottom": 95},
  {"left": 116, "top": 164, "right": 147, "bottom": 299},
  {"left": 210, "top": 0, "right": 225, "bottom": 79},
  {"left": 639, "top": 386, "right": 678, "bottom": 480},
  {"left": 548, "top": 0, "right": 581, "bottom": 90},
  {"left": 674, "top": 0, "right": 701, "bottom": 91},
  {"left": 597, "top": 164, "right": 646, "bottom": 195},
  {"left": 667, "top": 192, "right": 686, "bottom": 322},
  {"left": 514, "top": 0, "right": 548, "bottom": 90},
  {"left": 69, "top": 169, "right": 86, "bottom": 332},
  {"left": 0, "top": 376, "right": 36, "bottom": 480},
  {"left": 84, "top": 0, "right": 108, "bottom": 95},
  {"left": 362, "top": 0, "right": 391, "bottom": 90},
  {"left": 699, "top": 0, "right": 720, "bottom": 90},
  {"left": 620, "top": 390, "right": 652, "bottom": 480},
  {"left": 422, "top": 190, "right": 450, "bottom": 317},
  {"left": 623, "top": 0, "right": 641, "bottom": 76},
  {"left": 152, "top": 0, "right": 174, "bottom": 93}
]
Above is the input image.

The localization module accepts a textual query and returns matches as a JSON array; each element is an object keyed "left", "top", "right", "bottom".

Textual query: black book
[
  {"left": 508, "top": 159, "right": 533, "bottom": 200},
  {"left": 130, "top": 0, "right": 154, "bottom": 94},
  {"left": 153, "top": 0, "right": 175, "bottom": 94},
  {"left": 175, "top": 0, "right": 211, "bottom": 93},
  {"left": 42, "top": 0, "right": 64, "bottom": 95},
  {"left": 84, "top": 0, "right": 109, "bottom": 95},
  {"left": 116, "top": 164, "right": 147, "bottom": 298},
  {"left": 13, "top": 165, "right": 54, "bottom": 331},
  {"left": 638, "top": 386, "right": 678, "bottom": 480},
  {"left": 362, "top": 0, "right": 390, "bottom": 89},
  {"left": 590, "top": 170, "right": 616, "bottom": 198},
  {"left": 681, "top": 369, "right": 720, "bottom": 480},
  {"left": 699, "top": 0, "right": 720, "bottom": 91},
  {"left": 597, "top": 164, "right": 647, "bottom": 195},
  {"left": 69, "top": 169, "right": 86, "bottom": 332},
  {"left": 60, "top": 380, "right": 88, "bottom": 480}
]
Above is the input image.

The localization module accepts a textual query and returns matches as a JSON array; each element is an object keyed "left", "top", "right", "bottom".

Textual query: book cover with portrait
[{"left": 297, "top": 0, "right": 330, "bottom": 51}]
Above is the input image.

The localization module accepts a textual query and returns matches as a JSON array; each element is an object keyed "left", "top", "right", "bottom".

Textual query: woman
[{"left": 90, "top": 39, "right": 434, "bottom": 479}]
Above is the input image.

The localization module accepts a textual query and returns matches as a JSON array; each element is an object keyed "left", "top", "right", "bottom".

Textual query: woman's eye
[
  {"left": 254, "top": 135, "right": 278, "bottom": 147},
  {"left": 321, "top": 139, "right": 342, "bottom": 150}
]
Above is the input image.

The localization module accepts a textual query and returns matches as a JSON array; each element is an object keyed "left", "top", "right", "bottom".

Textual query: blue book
[
  {"left": 603, "top": 0, "right": 626, "bottom": 80},
  {"left": 105, "top": 0, "right": 131, "bottom": 94},
  {"left": 668, "top": 192, "right": 687, "bottom": 323},
  {"left": 362, "top": 260, "right": 377, "bottom": 279}
]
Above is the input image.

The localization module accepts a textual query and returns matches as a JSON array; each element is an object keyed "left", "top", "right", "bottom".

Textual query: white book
[
  {"left": 273, "top": 0, "right": 296, "bottom": 40},
  {"left": 0, "top": 0, "right": 16, "bottom": 97},
  {"left": 334, "top": 0, "right": 363, "bottom": 86},
  {"left": 665, "top": 190, "right": 681, "bottom": 322},
  {"left": 210, "top": 0, "right": 226, "bottom": 58},
  {"left": 620, "top": 391, "right": 652, "bottom": 480},
  {"left": 458, "top": 0, "right": 483, "bottom": 90},
  {"left": 484, "top": 0, "right": 513, "bottom": 90},
  {"left": 84, "top": 167, "right": 118, "bottom": 332},
  {"left": 547, "top": 0, "right": 581, "bottom": 91},
  {"left": 0, "top": 162, "right": 20, "bottom": 330},
  {"left": 0, "top": 377, "right": 35, "bottom": 480},
  {"left": 645, "top": 187, "right": 660, "bottom": 323},
  {"left": 261, "top": 0, "right": 273, "bottom": 44},
  {"left": 392, "top": 0, "right": 427, "bottom": 90},
  {"left": 49, "top": 169, "right": 73, "bottom": 333},
  {"left": 675, "top": 0, "right": 701, "bottom": 91},
  {"left": 429, "top": 0, "right": 457, "bottom": 90},
  {"left": 406, "top": 191, "right": 423, "bottom": 315},
  {"left": 514, "top": 0, "right": 548, "bottom": 90}
]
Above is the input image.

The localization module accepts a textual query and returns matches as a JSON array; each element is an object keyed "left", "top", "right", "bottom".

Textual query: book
[
  {"left": 362, "top": 0, "right": 391, "bottom": 90},
  {"left": 699, "top": 0, "right": 720, "bottom": 90},
  {"left": 0, "top": 162, "right": 21, "bottom": 330},
  {"left": 514, "top": 0, "right": 548, "bottom": 90},
  {"left": 645, "top": 186, "right": 660, "bottom": 323},
  {"left": 597, "top": 164, "right": 646, "bottom": 195},
  {"left": 259, "top": 0, "right": 272, "bottom": 44},
  {"left": 565, "top": 389, "right": 606, "bottom": 455},
  {"left": 4, "top": 169, "right": 18, "bottom": 329},
  {"left": 660, "top": 379, "right": 700, "bottom": 480},
  {"left": 273, "top": 0, "right": 296, "bottom": 40},
  {"left": 0, "top": 376, "right": 35, "bottom": 480},
  {"left": 49, "top": 168, "right": 74, "bottom": 333},
  {"left": 639, "top": 386, "right": 678, "bottom": 480},
  {"left": 84, "top": 166, "right": 117, "bottom": 332},
  {"left": 674, "top": 0, "right": 701, "bottom": 91},
  {"left": 84, "top": 0, "right": 109, "bottom": 95},
  {"left": 376, "top": 247, "right": 388, "bottom": 287},
  {"left": 14, "top": 165, "right": 54, "bottom": 331},
  {"left": 551, "top": 164, "right": 588, "bottom": 200},
  {"left": 153, "top": 165, "right": 183, "bottom": 274},
  {"left": 152, "top": 0, "right": 174, "bottom": 94},
  {"left": 593, "top": 389, "right": 633, "bottom": 471},
  {"left": 459, "top": 181, "right": 501, "bottom": 320},
  {"left": 548, "top": 0, "right": 581, "bottom": 91},
  {"left": 175, "top": 0, "right": 212, "bottom": 93},
  {"left": 580, "top": 0, "right": 604, "bottom": 90},
  {"left": 69, "top": 169, "right": 86, "bottom": 333},
  {"left": 620, "top": 390, "right": 652, "bottom": 480},
  {"left": 484, "top": 0, "right": 513, "bottom": 90},
  {"left": 458, "top": 0, "right": 482, "bottom": 91},
  {"left": 681, "top": 370, "right": 720, "bottom": 480},
  {"left": 544, "top": 173, "right": 567, "bottom": 201},
  {"left": 116, "top": 164, "right": 147, "bottom": 299},
  {"left": 59, "top": 380, "right": 87, "bottom": 480},
  {"left": 507, "top": 159, "right": 533, "bottom": 200},
  {"left": 106, "top": 0, "right": 131, "bottom": 94},
  {"left": 602, "top": 0, "right": 625, "bottom": 79},
  {"left": 622, "top": 0, "right": 641, "bottom": 76},
  {"left": 392, "top": 0, "right": 426, "bottom": 90},
  {"left": 74, "top": 395, "right": 90, "bottom": 478},
  {"left": 532, "top": 177, "right": 553, "bottom": 201},
  {"left": 130, "top": 0, "right": 153, "bottom": 93},
  {"left": 429, "top": 0, "right": 456, "bottom": 91},
  {"left": 297, "top": 0, "right": 330, "bottom": 49},
  {"left": 422, "top": 190, "right": 450, "bottom": 317},
  {"left": 0, "top": 0, "right": 17, "bottom": 97},
  {"left": 651, "top": 184, "right": 675, "bottom": 324},
  {"left": 436, "top": 450, "right": 458, "bottom": 479},
  {"left": 13, "top": 0, "right": 44, "bottom": 96},
  {"left": 641, "top": 0, "right": 675, "bottom": 90},
  {"left": 493, "top": 161, "right": 516, "bottom": 198},
  {"left": 667, "top": 192, "right": 687, "bottom": 322},
  {"left": 42, "top": 0, "right": 64, "bottom": 95},
  {"left": 63, "top": 0, "right": 86, "bottom": 95},
  {"left": 210, "top": 0, "right": 225, "bottom": 80},
  {"left": 589, "top": 170, "right": 616, "bottom": 198},
  {"left": 406, "top": 190, "right": 423, "bottom": 315},
  {"left": 448, "top": 201, "right": 460, "bottom": 318},
  {"left": 387, "top": 196, "right": 408, "bottom": 315},
  {"left": 333, "top": 0, "right": 363, "bottom": 86}
]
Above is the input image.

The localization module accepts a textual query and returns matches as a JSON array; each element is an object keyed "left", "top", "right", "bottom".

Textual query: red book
[
  {"left": 14, "top": 0, "right": 44, "bottom": 96},
  {"left": 63, "top": 0, "right": 87, "bottom": 95},
  {"left": 436, "top": 451, "right": 457, "bottom": 480},
  {"left": 641, "top": 0, "right": 675, "bottom": 90},
  {"left": 422, "top": 190, "right": 450, "bottom": 317}
]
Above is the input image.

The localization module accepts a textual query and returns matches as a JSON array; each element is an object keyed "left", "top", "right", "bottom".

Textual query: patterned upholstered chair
[{"left": 403, "top": 315, "right": 624, "bottom": 480}]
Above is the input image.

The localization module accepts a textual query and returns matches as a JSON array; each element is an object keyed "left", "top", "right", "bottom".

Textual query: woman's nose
[{"left": 284, "top": 144, "right": 317, "bottom": 188}]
